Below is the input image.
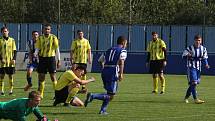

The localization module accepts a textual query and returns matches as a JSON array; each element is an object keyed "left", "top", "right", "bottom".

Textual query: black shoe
[
  {"left": 160, "top": 91, "right": 164, "bottom": 94},
  {"left": 152, "top": 91, "right": 158, "bottom": 94},
  {"left": 63, "top": 103, "right": 72, "bottom": 108},
  {"left": 1, "top": 92, "right": 5, "bottom": 96},
  {"left": 9, "top": 92, "right": 15, "bottom": 96},
  {"left": 53, "top": 101, "right": 59, "bottom": 106},
  {"left": 63, "top": 103, "right": 69, "bottom": 106},
  {"left": 84, "top": 93, "right": 92, "bottom": 107}
]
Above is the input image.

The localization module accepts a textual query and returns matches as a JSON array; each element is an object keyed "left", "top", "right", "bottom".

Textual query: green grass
[{"left": 0, "top": 71, "right": 215, "bottom": 121}]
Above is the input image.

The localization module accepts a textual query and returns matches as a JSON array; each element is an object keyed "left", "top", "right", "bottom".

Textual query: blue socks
[
  {"left": 91, "top": 93, "right": 110, "bottom": 112},
  {"left": 185, "top": 84, "right": 197, "bottom": 99},
  {"left": 190, "top": 85, "right": 197, "bottom": 99}
]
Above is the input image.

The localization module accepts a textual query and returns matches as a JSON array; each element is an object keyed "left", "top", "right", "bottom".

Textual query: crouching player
[
  {"left": 182, "top": 34, "right": 210, "bottom": 104},
  {"left": 0, "top": 91, "right": 50, "bottom": 121},
  {"left": 53, "top": 65, "right": 95, "bottom": 107},
  {"left": 84, "top": 36, "right": 127, "bottom": 115}
]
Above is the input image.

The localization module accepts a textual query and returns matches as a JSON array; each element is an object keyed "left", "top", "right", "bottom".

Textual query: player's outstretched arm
[{"left": 74, "top": 77, "right": 95, "bottom": 85}]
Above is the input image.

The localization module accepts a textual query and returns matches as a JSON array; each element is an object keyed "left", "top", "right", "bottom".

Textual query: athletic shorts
[
  {"left": 101, "top": 67, "right": 118, "bottom": 95},
  {"left": 55, "top": 86, "right": 69, "bottom": 103},
  {"left": 27, "top": 62, "right": 38, "bottom": 70},
  {"left": 149, "top": 60, "right": 165, "bottom": 74},
  {"left": 37, "top": 57, "right": 56, "bottom": 74},
  {"left": 0, "top": 67, "right": 15, "bottom": 75},
  {"left": 187, "top": 67, "right": 201, "bottom": 85}
]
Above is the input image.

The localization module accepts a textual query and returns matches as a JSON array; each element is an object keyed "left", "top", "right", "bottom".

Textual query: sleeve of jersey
[
  {"left": 54, "top": 37, "right": 59, "bottom": 49},
  {"left": 146, "top": 43, "right": 150, "bottom": 52},
  {"left": 203, "top": 47, "right": 208, "bottom": 59},
  {"left": 87, "top": 40, "right": 91, "bottom": 49},
  {"left": 98, "top": 53, "right": 105, "bottom": 63},
  {"left": 203, "top": 47, "right": 209, "bottom": 65},
  {"left": 182, "top": 47, "right": 190, "bottom": 59},
  {"left": 120, "top": 50, "right": 127, "bottom": 60},
  {"left": 161, "top": 40, "right": 166, "bottom": 49},
  {"left": 35, "top": 38, "right": 40, "bottom": 49},
  {"left": 33, "top": 107, "right": 44, "bottom": 120},
  {"left": 13, "top": 39, "right": 16, "bottom": 50},
  {"left": 71, "top": 40, "right": 75, "bottom": 50}
]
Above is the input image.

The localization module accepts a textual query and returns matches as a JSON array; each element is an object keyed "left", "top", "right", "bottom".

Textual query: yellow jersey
[
  {"left": 71, "top": 38, "right": 91, "bottom": 64},
  {"left": 36, "top": 34, "right": 59, "bottom": 57},
  {"left": 55, "top": 70, "right": 78, "bottom": 91},
  {"left": 0, "top": 37, "right": 16, "bottom": 67},
  {"left": 147, "top": 38, "right": 166, "bottom": 60}
]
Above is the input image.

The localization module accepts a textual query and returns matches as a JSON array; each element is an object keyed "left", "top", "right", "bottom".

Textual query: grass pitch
[{"left": 0, "top": 71, "right": 215, "bottom": 121}]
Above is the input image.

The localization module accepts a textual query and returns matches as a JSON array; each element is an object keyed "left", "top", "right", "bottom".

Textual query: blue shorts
[
  {"left": 27, "top": 62, "right": 38, "bottom": 70},
  {"left": 187, "top": 67, "right": 201, "bottom": 84},
  {"left": 101, "top": 67, "right": 118, "bottom": 95}
]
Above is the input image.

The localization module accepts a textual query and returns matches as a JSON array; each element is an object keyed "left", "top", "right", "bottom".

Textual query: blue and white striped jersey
[
  {"left": 182, "top": 45, "right": 208, "bottom": 71},
  {"left": 27, "top": 39, "right": 37, "bottom": 62}
]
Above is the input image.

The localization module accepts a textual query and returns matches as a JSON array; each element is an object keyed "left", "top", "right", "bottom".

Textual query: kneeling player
[{"left": 53, "top": 65, "right": 95, "bottom": 107}]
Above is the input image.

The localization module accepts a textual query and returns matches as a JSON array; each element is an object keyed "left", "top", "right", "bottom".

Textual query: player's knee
[
  {"left": 27, "top": 71, "right": 32, "bottom": 77},
  {"left": 50, "top": 74, "right": 56, "bottom": 81},
  {"left": 8, "top": 75, "right": 13, "bottom": 79},
  {"left": 191, "top": 81, "right": 197, "bottom": 85},
  {"left": 38, "top": 74, "right": 45, "bottom": 81},
  {"left": 152, "top": 74, "right": 158, "bottom": 78},
  {"left": 76, "top": 84, "right": 81, "bottom": 88}
]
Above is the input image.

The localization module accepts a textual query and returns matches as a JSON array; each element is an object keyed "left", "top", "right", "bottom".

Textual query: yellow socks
[
  {"left": 160, "top": 76, "right": 166, "bottom": 92},
  {"left": 38, "top": 81, "right": 45, "bottom": 98},
  {"left": 153, "top": 77, "right": 158, "bottom": 92},
  {"left": 65, "top": 87, "right": 79, "bottom": 103}
]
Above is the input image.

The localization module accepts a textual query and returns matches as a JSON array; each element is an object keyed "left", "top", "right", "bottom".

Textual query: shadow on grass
[
  {"left": 113, "top": 100, "right": 183, "bottom": 104},
  {"left": 43, "top": 112, "right": 95, "bottom": 115}
]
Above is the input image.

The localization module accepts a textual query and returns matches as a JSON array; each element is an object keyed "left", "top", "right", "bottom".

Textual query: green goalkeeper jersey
[{"left": 0, "top": 98, "right": 43, "bottom": 121}]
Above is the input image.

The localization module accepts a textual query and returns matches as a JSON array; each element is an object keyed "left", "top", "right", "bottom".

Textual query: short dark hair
[
  {"left": 77, "top": 30, "right": 83, "bottom": 33},
  {"left": 1, "top": 27, "right": 8, "bottom": 33},
  {"left": 32, "top": 31, "right": 39, "bottom": 35},
  {"left": 194, "top": 34, "right": 202, "bottom": 40},
  {"left": 117, "top": 36, "right": 127, "bottom": 45},
  {"left": 152, "top": 31, "right": 158, "bottom": 35},
  {"left": 75, "top": 65, "right": 87, "bottom": 74},
  {"left": 43, "top": 23, "right": 51, "bottom": 28},
  {"left": 28, "top": 91, "right": 41, "bottom": 100}
]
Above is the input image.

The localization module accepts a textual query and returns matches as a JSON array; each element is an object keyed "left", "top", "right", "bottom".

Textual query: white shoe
[{"left": 184, "top": 99, "right": 189, "bottom": 104}]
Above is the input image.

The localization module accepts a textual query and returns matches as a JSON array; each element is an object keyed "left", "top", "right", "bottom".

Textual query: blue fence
[
  {"left": 91, "top": 52, "right": 215, "bottom": 75},
  {"left": 1, "top": 23, "right": 215, "bottom": 53}
]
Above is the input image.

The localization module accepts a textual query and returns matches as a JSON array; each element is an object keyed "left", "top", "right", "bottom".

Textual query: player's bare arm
[{"left": 118, "top": 59, "right": 125, "bottom": 81}]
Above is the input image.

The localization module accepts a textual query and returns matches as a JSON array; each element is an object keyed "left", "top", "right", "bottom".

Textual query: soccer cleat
[
  {"left": 194, "top": 99, "right": 205, "bottom": 104},
  {"left": 63, "top": 103, "right": 72, "bottom": 109},
  {"left": 1, "top": 92, "right": 5, "bottom": 96},
  {"left": 53, "top": 100, "right": 59, "bottom": 106},
  {"left": 152, "top": 91, "right": 158, "bottom": 94},
  {"left": 9, "top": 92, "right": 15, "bottom": 96},
  {"left": 160, "top": 91, "right": 165, "bottom": 94},
  {"left": 24, "top": 84, "right": 32, "bottom": 91},
  {"left": 84, "top": 93, "right": 92, "bottom": 107},
  {"left": 99, "top": 110, "right": 108, "bottom": 115},
  {"left": 184, "top": 99, "right": 189, "bottom": 104}
]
